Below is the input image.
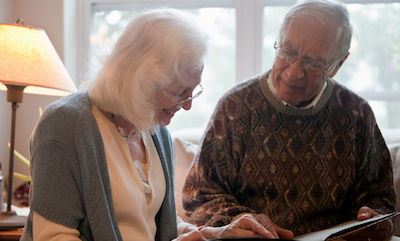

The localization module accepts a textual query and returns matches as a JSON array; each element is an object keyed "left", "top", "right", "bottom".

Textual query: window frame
[{"left": 79, "top": 0, "right": 264, "bottom": 85}]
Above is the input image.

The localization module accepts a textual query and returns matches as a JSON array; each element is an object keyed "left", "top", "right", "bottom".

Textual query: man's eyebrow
[
  {"left": 304, "top": 55, "right": 327, "bottom": 64},
  {"left": 283, "top": 41, "right": 327, "bottom": 64},
  {"left": 281, "top": 41, "right": 295, "bottom": 50}
]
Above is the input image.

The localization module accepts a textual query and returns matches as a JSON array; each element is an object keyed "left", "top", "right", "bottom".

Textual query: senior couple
[{"left": 21, "top": 0, "right": 395, "bottom": 240}]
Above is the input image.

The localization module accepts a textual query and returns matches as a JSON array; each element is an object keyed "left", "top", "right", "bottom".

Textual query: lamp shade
[{"left": 0, "top": 23, "right": 77, "bottom": 96}]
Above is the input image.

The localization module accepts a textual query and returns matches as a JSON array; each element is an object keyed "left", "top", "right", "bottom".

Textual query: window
[
  {"left": 82, "top": 0, "right": 400, "bottom": 132},
  {"left": 336, "top": 3, "right": 400, "bottom": 128}
]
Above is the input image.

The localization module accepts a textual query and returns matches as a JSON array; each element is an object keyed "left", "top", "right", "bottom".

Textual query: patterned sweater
[{"left": 182, "top": 72, "right": 396, "bottom": 236}]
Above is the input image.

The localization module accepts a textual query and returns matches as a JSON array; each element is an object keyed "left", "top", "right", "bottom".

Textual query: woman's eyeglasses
[{"left": 164, "top": 84, "right": 203, "bottom": 109}]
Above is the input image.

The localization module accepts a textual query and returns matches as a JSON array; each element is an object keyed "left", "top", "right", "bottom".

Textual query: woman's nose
[{"left": 181, "top": 99, "right": 192, "bottom": 110}]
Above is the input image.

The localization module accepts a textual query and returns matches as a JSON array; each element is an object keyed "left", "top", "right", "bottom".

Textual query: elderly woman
[{"left": 20, "top": 8, "right": 273, "bottom": 241}]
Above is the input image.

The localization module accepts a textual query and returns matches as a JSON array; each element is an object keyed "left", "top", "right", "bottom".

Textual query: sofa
[{"left": 172, "top": 128, "right": 400, "bottom": 235}]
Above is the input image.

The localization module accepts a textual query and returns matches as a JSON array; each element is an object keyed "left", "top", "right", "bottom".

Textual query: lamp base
[{"left": 0, "top": 211, "right": 26, "bottom": 231}]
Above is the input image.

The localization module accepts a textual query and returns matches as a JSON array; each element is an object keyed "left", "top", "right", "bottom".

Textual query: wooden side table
[{"left": 0, "top": 229, "right": 23, "bottom": 241}]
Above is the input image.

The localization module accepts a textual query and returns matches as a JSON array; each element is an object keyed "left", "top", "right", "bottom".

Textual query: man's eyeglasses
[
  {"left": 274, "top": 42, "right": 336, "bottom": 74},
  {"left": 164, "top": 84, "right": 203, "bottom": 109}
]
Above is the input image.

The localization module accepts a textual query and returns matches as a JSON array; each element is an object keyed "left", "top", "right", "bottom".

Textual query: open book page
[{"left": 295, "top": 212, "right": 400, "bottom": 241}]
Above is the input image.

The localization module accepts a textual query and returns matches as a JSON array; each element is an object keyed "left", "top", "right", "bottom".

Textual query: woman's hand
[
  {"left": 172, "top": 229, "right": 206, "bottom": 241},
  {"left": 200, "top": 213, "right": 294, "bottom": 240},
  {"left": 344, "top": 206, "right": 392, "bottom": 241}
]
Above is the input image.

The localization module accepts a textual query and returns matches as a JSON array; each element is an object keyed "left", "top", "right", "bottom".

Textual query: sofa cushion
[
  {"left": 390, "top": 142, "right": 400, "bottom": 235},
  {"left": 381, "top": 129, "right": 400, "bottom": 235},
  {"left": 172, "top": 128, "right": 203, "bottom": 217}
]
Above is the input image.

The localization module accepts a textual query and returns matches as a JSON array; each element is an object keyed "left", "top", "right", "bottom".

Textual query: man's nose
[{"left": 286, "top": 58, "right": 306, "bottom": 79}]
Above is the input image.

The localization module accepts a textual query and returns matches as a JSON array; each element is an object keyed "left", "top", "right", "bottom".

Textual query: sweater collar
[{"left": 266, "top": 71, "right": 327, "bottom": 109}]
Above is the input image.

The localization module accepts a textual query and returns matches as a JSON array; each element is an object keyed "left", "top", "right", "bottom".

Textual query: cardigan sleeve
[{"left": 29, "top": 139, "right": 85, "bottom": 229}]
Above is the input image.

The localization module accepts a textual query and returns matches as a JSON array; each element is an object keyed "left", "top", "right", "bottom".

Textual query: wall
[
  {"left": 0, "top": 0, "right": 12, "bottom": 22},
  {"left": 0, "top": 0, "right": 77, "bottom": 190}
]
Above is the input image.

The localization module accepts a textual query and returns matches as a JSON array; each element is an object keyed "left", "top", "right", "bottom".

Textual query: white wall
[
  {"left": 0, "top": 0, "right": 77, "bottom": 190},
  {"left": 0, "top": 0, "right": 13, "bottom": 22}
]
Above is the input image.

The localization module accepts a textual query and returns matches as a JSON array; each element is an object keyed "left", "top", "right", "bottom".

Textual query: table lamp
[{"left": 0, "top": 19, "right": 77, "bottom": 230}]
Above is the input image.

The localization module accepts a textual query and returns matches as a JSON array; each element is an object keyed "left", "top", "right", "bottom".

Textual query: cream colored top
[{"left": 32, "top": 105, "right": 192, "bottom": 240}]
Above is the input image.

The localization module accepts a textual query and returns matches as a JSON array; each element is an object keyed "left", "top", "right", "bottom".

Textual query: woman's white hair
[
  {"left": 87, "top": 8, "right": 209, "bottom": 131},
  {"left": 281, "top": 0, "right": 352, "bottom": 60}
]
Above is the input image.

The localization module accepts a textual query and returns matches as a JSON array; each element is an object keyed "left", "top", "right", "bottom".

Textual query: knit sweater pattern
[{"left": 183, "top": 72, "right": 396, "bottom": 236}]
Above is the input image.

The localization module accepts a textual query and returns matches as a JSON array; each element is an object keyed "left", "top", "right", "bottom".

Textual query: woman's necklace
[{"left": 111, "top": 114, "right": 136, "bottom": 138}]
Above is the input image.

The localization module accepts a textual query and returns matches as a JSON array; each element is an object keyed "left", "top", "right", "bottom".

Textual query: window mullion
[
  {"left": 359, "top": 92, "right": 400, "bottom": 102},
  {"left": 235, "top": 0, "right": 263, "bottom": 83}
]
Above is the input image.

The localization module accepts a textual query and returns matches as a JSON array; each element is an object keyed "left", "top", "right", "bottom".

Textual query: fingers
[
  {"left": 357, "top": 206, "right": 380, "bottom": 221},
  {"left": 249, "top": 214, "right": 279, "bottom": 238},
  {"left": 274, "top": 224, "right": 295, "bottom": 240},
  {"left": 210, "top": 213, "right": 293, "bottom": 240},
  {"left": 254, "top": 213, "right": 294, "bottom": 239},
  {"left": 345, "top": 229, "right": 389, "bottom": 241},
  {"left": 173, "top": 230, "right": 206, "bottom": 241},
  {"left": 230, "top": 214, "right": 277, "bottom": 239},
  {"left": 367, "top": 219, "right": 391, "bottom": 233},
  {"left": 351, "top": 207, "right": 391, "bottom": 241},
  {"left": 356, "top": 206, "right": 390, "bottom": 232}
]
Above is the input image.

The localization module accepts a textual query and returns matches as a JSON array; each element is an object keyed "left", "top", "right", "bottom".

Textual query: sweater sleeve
[
  {"left": 346, "top": 100, "right": 396, "bottom": 218},
  {"left": 29, "top": 139, "right": 85, "bottom": 229},
  {"left": 182, "top": 91, "right": 256, "bottom": 227}
]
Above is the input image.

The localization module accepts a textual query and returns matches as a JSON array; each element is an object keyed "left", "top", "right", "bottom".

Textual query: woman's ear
[{"left": 329, "top": 52, "right": 350, "bottom": 78}]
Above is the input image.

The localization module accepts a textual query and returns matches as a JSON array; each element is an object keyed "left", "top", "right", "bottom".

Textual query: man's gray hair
[{"left": 280, "top": 0, "right": 352, "bottom": 60}]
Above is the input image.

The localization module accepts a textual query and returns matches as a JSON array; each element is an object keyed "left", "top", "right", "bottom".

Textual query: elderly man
[{"left": 182, "top": 0, "right": 396, "bottom": 240}]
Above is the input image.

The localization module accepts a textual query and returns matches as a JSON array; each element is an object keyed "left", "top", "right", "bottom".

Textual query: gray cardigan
[{"left": 20, "top": 91, "right": 178, "bottom": 241}]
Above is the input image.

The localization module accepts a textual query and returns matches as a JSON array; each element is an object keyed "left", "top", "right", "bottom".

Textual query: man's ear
[{"left": 329, "top": 52, "right": 350, "bottom": 78}]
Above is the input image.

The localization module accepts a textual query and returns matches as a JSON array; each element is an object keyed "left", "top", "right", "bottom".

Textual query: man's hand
[
  {"left": 345, "top": 206, "right": 391, "bottom": 241},
  {"left": 199, "top": 213, "right": 293, "bottom": 240},
  {"left": 254, "top": 214, "right": 294, "bottom": 240}
]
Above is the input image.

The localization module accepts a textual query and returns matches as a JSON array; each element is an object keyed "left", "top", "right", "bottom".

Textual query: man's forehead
[{"left": 279, "top": 17, "right": 340, "bottom": 59}]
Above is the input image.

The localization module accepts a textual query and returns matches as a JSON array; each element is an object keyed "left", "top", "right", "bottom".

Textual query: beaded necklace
[{"left": 111, "top": 114, "right": 136, "bottom": 138}]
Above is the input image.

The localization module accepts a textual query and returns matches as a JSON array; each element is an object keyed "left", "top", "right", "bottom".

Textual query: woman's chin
[{"left": 156, "top": 118, "right": 171, "bottom": 127}]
